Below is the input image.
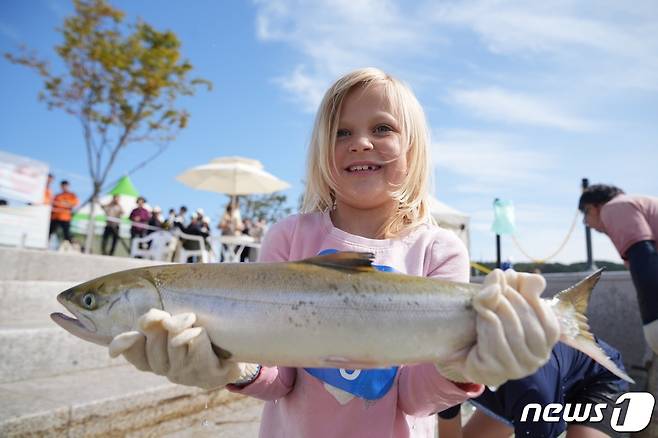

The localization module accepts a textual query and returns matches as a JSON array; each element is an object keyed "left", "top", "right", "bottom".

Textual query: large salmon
[{"left": 50, "top": 252, "right": 632, "bottom": 382}]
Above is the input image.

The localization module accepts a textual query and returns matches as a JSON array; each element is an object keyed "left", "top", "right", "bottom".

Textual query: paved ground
[{"left": 159, "top": 396, "right": 263, "bottom": 438}]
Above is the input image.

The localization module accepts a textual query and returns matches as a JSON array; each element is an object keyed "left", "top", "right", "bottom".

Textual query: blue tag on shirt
[
  {"left": 305, "top": 367, "right": 398, "bottom": 400},
  {"left": 306, "top": 249, "right": 398, "bottom": 400}
]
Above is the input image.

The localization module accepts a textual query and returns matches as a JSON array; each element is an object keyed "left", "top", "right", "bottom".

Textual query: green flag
[
  {"left": 492, "top": 199, "right": 516, "bottom": 235},
  {"left": 109, "top": 176, "right": 139, "bottom": 197}
]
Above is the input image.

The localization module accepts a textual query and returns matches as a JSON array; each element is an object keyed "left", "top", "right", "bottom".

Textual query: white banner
[
  {"left": 0, "top": 150, "right": 49, "bottom": 204},
  {"left": 0, "top": 205, "right": 51, "bottom": 249}
]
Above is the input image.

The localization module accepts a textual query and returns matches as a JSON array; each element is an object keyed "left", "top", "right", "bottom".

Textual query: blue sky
[{"left": 2, "top": 0, "right": 657, "bottom": 264}]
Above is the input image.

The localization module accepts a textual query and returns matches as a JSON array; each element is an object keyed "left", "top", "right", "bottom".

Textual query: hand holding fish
[
  {"left": 108, "top": 309, "right": 259, "bottom": 389},
  {"left": 435, "top": 269, "right": 560, "bottom": 387}
]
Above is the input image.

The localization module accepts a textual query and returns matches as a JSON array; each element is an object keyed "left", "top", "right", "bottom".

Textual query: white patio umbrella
[{"left": 176, "top": 156, "right": 290, "bottom": 196}]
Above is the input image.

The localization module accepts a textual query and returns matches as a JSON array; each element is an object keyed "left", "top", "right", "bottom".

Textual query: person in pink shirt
[
  {"left": 109, "top": 68, "right": 560, "bottom": 437},
  {"left": 579, "top": 184, "right": 658, "bottom": 355}
]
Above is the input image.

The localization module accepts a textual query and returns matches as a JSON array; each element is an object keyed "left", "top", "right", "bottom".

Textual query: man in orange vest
[{"left": 50, "top": 180, "right": 79, "bottom": 243}]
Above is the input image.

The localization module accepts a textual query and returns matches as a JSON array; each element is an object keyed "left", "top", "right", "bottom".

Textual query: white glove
[
  {"left": 109, "top": 309, "right": 259, "bottom": 389},
  {"left": 437, "top": 269, "right": 560, "bottom": 387}
]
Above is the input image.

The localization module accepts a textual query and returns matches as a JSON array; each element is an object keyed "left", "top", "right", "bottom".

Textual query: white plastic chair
[
  {"left": 175, "top": 231, "right": 210, "bottom": 263},
  {"left": 211, "top": 235, "right": 261, "bottom": 263},
  {"left": 130, "top": 231, "right": 176, "bottom": 262}
]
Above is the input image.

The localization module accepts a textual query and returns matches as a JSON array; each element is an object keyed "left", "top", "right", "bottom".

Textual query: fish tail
[{"left": 553, "top": 268, "right": 635, "bottom": 384}]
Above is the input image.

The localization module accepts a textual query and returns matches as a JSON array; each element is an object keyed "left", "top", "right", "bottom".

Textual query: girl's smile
[{"left": 344, "top": 161, "right": 383, "bottom": 174}]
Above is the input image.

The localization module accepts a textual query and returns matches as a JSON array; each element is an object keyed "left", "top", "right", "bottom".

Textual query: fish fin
[
  {"left": 555, "top": 269, "right": 634, "bottom": 383},
  {"left": 301, "top": 252, "right": 377, "bottom": 273}
]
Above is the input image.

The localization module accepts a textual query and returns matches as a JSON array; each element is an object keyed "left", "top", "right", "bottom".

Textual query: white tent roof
[{"left": 428, "top": 196, "right": 470, "bottom": 250}]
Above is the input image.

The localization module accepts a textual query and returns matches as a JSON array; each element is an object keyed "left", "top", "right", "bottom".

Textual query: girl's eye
[
  {"left": 336, "top": 129, "right": 350, "bottom": 138},
  {"left": 374, "top": 125, "right": 393, "bottom": 134},
  {"left": 82, "top": 293, "right": 96, "bottom": 309}
]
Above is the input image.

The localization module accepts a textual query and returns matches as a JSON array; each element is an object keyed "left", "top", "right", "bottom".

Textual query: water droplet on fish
[
  {"left": 202, "top": 419, "right": 210, "bottom": 427},
  {"left": 205, "top": 401, "right": 208, "bottom": 409}
]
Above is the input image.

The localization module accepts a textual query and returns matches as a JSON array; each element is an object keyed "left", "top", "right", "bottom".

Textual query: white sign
[
  {"left": 0, "top": 205, "right": 51, "bottom": 249},
  {"left": 0, "top": 150, "right": 49, "bottom": 204}
]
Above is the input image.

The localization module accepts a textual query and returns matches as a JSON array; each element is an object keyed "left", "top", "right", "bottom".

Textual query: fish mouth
[{"left": 50, "top": 312, "right": 112, "bottom": 346}]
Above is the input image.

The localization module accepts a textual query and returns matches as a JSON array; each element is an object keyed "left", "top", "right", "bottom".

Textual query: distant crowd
[{"left": 43, "top": 175, "right": 268, "bottom": 257}]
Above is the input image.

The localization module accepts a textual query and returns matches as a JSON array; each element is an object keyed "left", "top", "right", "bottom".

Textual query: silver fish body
[
  {"left": 50, "top": 252, "right": 632, "bottom": 382},
  {"left": 155, "top": 261, "right": 478, "bottom": 367}
]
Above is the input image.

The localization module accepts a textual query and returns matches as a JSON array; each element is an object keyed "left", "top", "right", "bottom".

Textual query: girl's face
[{"left": 332, "top": 84, "right": 408, "bottom": 212}]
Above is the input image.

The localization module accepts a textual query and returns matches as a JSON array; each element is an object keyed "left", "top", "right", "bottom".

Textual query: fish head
[{"left": 50, "top": 270, "right": 162, "bottom": 346}]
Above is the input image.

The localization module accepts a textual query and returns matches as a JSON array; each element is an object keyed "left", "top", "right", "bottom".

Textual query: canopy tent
[
  {"left": 109, "top": 175, "right": 139, "bottom": 197},
  {"left": 428, "top": 196, "right": 470, "bottom": 251}
]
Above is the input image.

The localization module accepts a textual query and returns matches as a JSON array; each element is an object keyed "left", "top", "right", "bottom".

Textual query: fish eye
[{"left": 82, "top": 293, "right": 97, "bottom": 309}]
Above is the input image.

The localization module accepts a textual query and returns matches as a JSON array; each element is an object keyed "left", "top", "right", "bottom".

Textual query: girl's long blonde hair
[{"left": 300, "top": 67, "right": 433, "bottom": 238}]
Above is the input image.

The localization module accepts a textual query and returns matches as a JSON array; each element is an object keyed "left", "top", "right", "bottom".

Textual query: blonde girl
[{"left": 110, "top": 68, "right": 560, "bottom": 438}]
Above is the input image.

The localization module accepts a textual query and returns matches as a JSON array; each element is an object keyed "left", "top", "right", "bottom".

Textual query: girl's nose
[{"left": 349, "top": 135, "right": 374, "bottom": 152}]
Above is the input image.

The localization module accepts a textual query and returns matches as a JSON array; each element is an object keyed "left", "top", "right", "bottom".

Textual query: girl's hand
[
  {"left": 436, "top": 269, "right": 560, "bottom": 387},
  {"left": 109, "top": 309, "right": 260, "bottom": 389}
]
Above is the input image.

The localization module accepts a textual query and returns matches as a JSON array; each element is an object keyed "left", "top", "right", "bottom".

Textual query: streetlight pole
[
  {"left": 582, "top": 178, "right": 595, "bottom": 271},
  {"left": 495, "top": 198, "right": 501, "bottom": 268}
]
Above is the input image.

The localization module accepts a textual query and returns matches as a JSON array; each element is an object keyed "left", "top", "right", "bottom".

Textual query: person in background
[
  {"left": 129, "top": 196, "right": 150, "bottom": 242},
  {"left": 50, "top": 180, "right": 79, "bottom": 243},
  {"left": 185, "top": 209, "right": 210, "bottom": 240},
  {"left": 218, "top": 203, "right": 244, "bottom": 236},
  {"left": 43, "top": 173, "right": 54, "bottom": 205},
  {"left": 579, "top": 184, "right": 658, "bottom": 355},
  {"left": 181, "top": 209, "right": 211, "bottom": 262},
  {"left": 437, "top": 340, "right": 629, "bottom": 438},
  {"left": 174, "top": 205, "right": 188, "bottom": 231},
  {"left": 218, "top": 203, "right": 245, "bottom": 262},
  {"left": 148, "top": 206, "right": 164, "bottom": 232},
  {"left": 240, "top": 217, "right": 254, "bottom": 262},
  {"left": 250, "top": 216, "right": 268, "bottom": 241},
  {"left": 164, "top": 208, "right": 176, "bottom": 230},
  {"left": 101, "top": 194, "right": 123, "bottom": 256}
]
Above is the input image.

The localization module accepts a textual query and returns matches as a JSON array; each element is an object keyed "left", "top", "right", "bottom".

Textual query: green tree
[
  {"left": 5, "top": 0, "right": 210, "bottom": 252},
  {"left": 241, "top": 193, "right": 292, "bottom": 224}
]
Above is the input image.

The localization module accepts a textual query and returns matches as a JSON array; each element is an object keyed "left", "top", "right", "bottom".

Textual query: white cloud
[
  {"left": 450, "top": 87, "right": 595, "bottom": 131},
  {"left": 274, "top": 66, "right": 328, "bottom": 112},
  {"left": 253, "top": 0, "right": 432, "bottom": 110},
  {"left": 254, "top": 0, "right": 658, "bottom": 109},
  {"left": 430, "top": 0, "right": 658, "bottom": 90},
  {"left": 432, "top": 129, "right": 557, "bottom": 191}
]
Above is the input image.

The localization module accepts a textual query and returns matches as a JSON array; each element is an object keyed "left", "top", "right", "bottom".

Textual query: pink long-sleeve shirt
[{"left": 228, "top": 212, "right": 483, "bottom": 437}]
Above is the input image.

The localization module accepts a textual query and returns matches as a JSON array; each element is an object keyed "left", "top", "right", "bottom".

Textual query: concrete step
[
  {"left": 0, "top": 364, "right": 252, "bottom": 437},
  {"left": 0, "top": 324, "right": 124, "bottom": 384},
  {"left": 0, "top": 280, "right": 77, "bottom": 325},
  {"left": 0, "top": 247, "right": 165, "bottom": 281}
]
